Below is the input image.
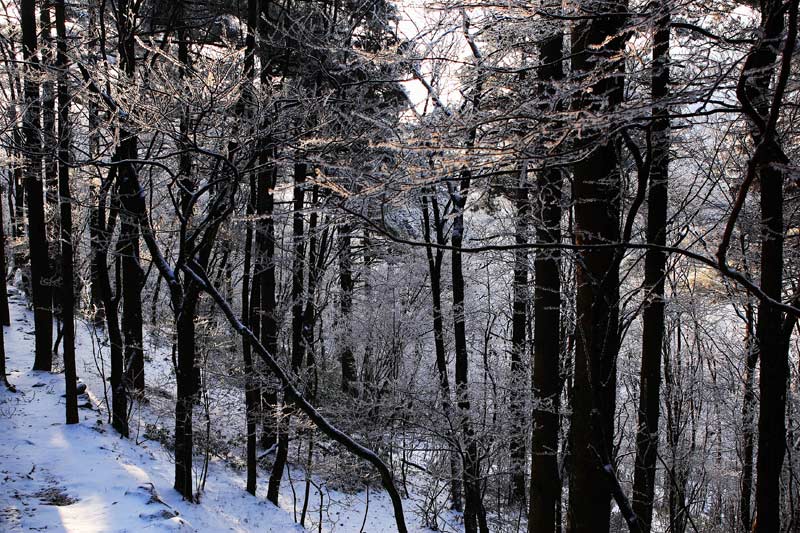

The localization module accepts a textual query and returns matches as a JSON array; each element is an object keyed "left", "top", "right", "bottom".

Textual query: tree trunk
[
  {"left": 738, "top": 1, "right": 796, "bottom": 530},
  {"left": 631, "top": 4, "right": 670, "bottom": 531},
  {"left": 421, "top": 190, "right": 463, "bottom": 512},
  {"left": 239, "top": 0, "right": 259, "bottom": 496},
  {"left": 509, "top": 164, "right": 529, "bottom": 506},
  {"left": 241, "top": 194, "right": 258, "bottom": 495},
  {"left": 528, "top": 20, "right": 564, "bottom": 533},
  {"left": 567, "top": 1, "right": 627, "bottom": 531},
  {"left": 114, "top": 0, "right": 144, "bottom": 395},
  {"left": 451, "top": 171, "right": 488, "bottom": 533},
  {"left": 0, "top": 181, "right": 12, "bottom": 391},
  {"left": 96, "top": 176, "right": 127, "bottom": 436},
  {"left": 0, "top": 181, "right": 9, "bottom": 327},
  {"left": 338, "top": 221, "right": 358, "bottom": 395},
  {"left": 740, "top": 302, "right": 757, "bottom": 531},
  {"left": 21, "top": 0, "right": 54, "bottom": 372},
  {"left": 54, "top": 0, "right": 78, "bottom": 424},
  {"left": 268, "top": 162, "right": 306, "bottom": 505},
  {"left": 174, "top": 299, "right": 197, "bottom": 500},
  {"left": 40, "top": 4, "right": 60, "bottom": 301}
]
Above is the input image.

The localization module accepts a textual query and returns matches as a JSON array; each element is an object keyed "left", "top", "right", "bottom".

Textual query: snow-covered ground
[
  {"left": 0, "top": 289, "right": 305, "bottom": 532},
  {"left": 0, "top": 289, "right": 456, "bottom": 532}
]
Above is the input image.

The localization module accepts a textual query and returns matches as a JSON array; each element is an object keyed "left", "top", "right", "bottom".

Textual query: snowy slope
[
  {"left": 0, "top": 290, "right": 304, "bottom": 533},
  {"left": 0, "top": 289, "right": 458, "bottom": 533}
]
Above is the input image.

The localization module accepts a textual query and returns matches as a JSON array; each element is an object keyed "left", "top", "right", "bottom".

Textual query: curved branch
[{"left": 180, "top": 261, "right": 409, "bottom": 533}]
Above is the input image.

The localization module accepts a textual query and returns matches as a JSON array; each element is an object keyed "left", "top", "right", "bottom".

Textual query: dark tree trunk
[
  {"left": 421, "top": 190, "right": 463, "bottom": 512},
  {"left": 268, "top": 162, "right": 306, "bottom": 505},
  {"left": 631, "top": 4, "right": 670, "bottom": 531},
  {"left": 509, "top": 165, "right": 529, "bottom": 506},
  {"left": 256, "top": 2, "right": 279, "bottom": 451},
  {"left": 239, "top": 0, "right": 259, "bottom": 496},
  {"left": 40, "top": 4, "right": 59, "bottom": 293},
  {"left": 120, "top": 209, "right": 143, "bottom": 392},
  {"left": 174, "top": 297, "right": 197, "bottom": 500},
  {"left": 21, "top": 0, "right": 54, "bottom": 372},
  {"left": 528, "top": 21, "right": 564, "bottom": 533},
  {"left": 737, "top": 1, "right": 797, "bottom": 531},
  {"left": 258, "top": 153, "right": 279, "bottom": 450},
  {"left": 114, "top": 0, "right": 144, "bottom": 395},
  {"left": 173, "top": 16, "right": 199, "bottom": 501},
  {"left": 54, "top": 0, "right": 78, "bottom": 425},
  {"left": 0, "top": 182, "right": 9, "bottom": 327},
  {"left": 86, "top": 1, "right": 104, "bottom": 325},
  {"left": 338, "top": 221, "right": 358, "bottom": 394},
  {"left": 0, "top": 182, "right": 12, "bottom": 391},
  {"left": 451, "top": 171, "right": 488, "bottom": 533},
  {"left": 567, "top": 1, "right": 627, "bottom": 531},
  {"left": 302, "top": 185, "right": 326, "bottom": 397},
  {"left": 740, "top": 302, "right": 757, "bottom": 531},
  {"left": 96, "top": 176, "right": 127, "bottom": 436},
  {"left": 241, "top": 190, "right": 258, "bottom": 495}
]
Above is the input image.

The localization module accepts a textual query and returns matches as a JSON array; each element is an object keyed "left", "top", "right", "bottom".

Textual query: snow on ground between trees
[
  {"left": 0, "top": 291, "right": 303, "bottom": 533},
  {"left": 0, "top": 290, "right": 456, "bottom": 533}
]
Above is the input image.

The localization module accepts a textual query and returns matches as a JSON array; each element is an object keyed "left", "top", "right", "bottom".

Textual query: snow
[
  {"left": 0, "top": 288, "right": 458, "bottom": 532},
  {"left": 0, "top": 289, "right": 303, "bottom": 533}
]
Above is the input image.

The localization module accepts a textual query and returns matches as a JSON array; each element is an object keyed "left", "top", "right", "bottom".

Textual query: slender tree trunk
[
  {"left": 0, "top": 181, "right": 9, "bottom": 327},
  {"left": 740, "top": 302, "right": 757, "bottom": 531},
  {"left": 96, "top": 176, "right": 127, "bottom": 436},
  {"left": 21, "top": 0, "right": 54, "bottom": 371},
  {"left": 451, "top": 171, "right": 488, "bottom": 533},
  {"left": 631, "top": 4, "right": 670, "bottom": 531},
  {"left": 86, "top": 0, "right": 104, "bottom": 325},
  {"left": 268, "top": 162, "right": 306, "bottom": 505},
  {"left": 338, "top": 221, "right": 357, "bottom": 394},
  {"left": 54, "top": 0, "right": 77, "bottom": 424},
  {"left": 302, "top": 185, "right": 325, "bottom": 397},
  {"left": 40, "top": 4, "right": 59, "bottom": 300},
  {"left": 421, "top": 191, "right": 463, "bottom": 512},
  {"left": 239, "top": 0, "right": 259, "bottom": 496},
  {"left": 509, "top": 165, "right": 529, "bottom": 506},
  {"left": 241, "top": 193, "right": 258, "bottom": 495},
  {"left": 0, "top": 183, "right": 12, "bottom": 391},
  {"left": 567, "top": 1, "right": 627, "bottom": 531}
]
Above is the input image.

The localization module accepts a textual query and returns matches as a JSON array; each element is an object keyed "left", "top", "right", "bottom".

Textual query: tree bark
[
  {"left": 509, "top": 164, "right": 529, "bottom": 506},
  {"left": 54, "top": 0, "right": 78, "bottom": 425},
  {"left": 239, "top": 0, "right": 259, "bottom": 496},
  {"left": 421, "top": 190, "right": 463, "bottom": 512},
  {"left": 567, "top": 1, "right": 627, "bottom": 531},
  {"left": 0, "top": 182, "right": 12, "bottom": 391},
  {"left": 736, "top": 1, "right": 797, "bottom": 530},
  {"left": 114, "top": 0, "right": 144, "bottom": 395},
  {"left": 338, "top": 221, "right": 358, "bottom": 394},
  {"left": 739, "top": 302, "right": 757, "bottom": 531},
  {"left": 528, "top": 19, "right": 564, "bottom": 532},
  {"left": 267, "top": 162, "right": 305, "bottom": 505},
  {"left": 21, "top": 0, "right": 54, "bottom": 372},
  {"left": 631, "top": 3, "right": 670, "bottom": 531},
  {"left": 451, "top": 170, "right": 488, "bottom": 533}
]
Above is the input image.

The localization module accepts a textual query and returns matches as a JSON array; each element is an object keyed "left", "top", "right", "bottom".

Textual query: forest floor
[
  {"left": 0, "top": 288, "right": 303, "bottom": 533},
  {"left": 0, "top": 290, "right": 457, "bottom": 532}
]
